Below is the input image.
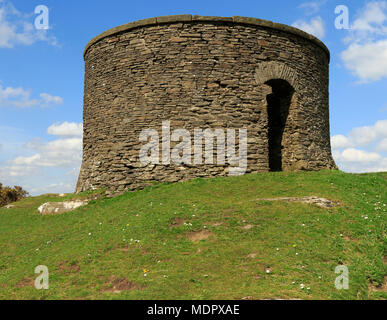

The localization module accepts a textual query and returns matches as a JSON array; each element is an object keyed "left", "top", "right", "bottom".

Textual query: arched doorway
[{"left": 265, "top": 79, "right": 294, "bottom": 172}]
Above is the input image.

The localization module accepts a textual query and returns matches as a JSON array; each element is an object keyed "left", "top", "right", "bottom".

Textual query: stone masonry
[{"left": 76, "top": 15, "right": 337, "bottom": 193}]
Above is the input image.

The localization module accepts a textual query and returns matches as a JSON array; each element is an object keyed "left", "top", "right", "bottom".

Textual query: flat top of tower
[{"left": 83, "top": 15, "right": 330, "bottom": 60}]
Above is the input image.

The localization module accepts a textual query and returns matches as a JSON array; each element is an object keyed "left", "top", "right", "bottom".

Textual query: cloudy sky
[{"left": 0, "top": 0, "right": 386, "bottom": 195}]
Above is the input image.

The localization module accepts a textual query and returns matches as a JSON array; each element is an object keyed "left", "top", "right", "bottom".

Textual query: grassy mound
[{"left": 0, "top": 171, "right": 385, "bottom": 300}]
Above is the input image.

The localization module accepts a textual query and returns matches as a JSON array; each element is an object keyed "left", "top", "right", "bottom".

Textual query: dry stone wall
[{"left": 76, "top": 15, "right": 337, "bottom": 193}]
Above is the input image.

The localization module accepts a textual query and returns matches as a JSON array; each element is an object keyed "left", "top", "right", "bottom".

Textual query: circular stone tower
[{"left": 76, "top": 15, "right": 337, "bottom": 193}]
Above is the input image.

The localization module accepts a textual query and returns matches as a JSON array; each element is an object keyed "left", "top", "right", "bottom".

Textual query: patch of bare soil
[
  {"left": 169, "top": 217, "right": 184, "bottom": 228},
  {"left": 58, "top": 261, "right": 80, "bottom": 274},
  {"left": 104, "top": 276, "right": 145, "bottom": 294},
  {"left": 369, "top": 277, "right": 387, "bottom": 293},
  {"left": 370, "top": 256, "right": 387, "bottom": 293},
  {"left": 344, "top": 235, "right": 360, "bottom": 242},
  {"left": 186, "top": 230, "right": 214, "bottom": 241},
  {"left": 221, "top": 208, "right": 239, "bottom": 217},
  {"left": 15, "top": 277, "right": 33, "bottom": 288}
]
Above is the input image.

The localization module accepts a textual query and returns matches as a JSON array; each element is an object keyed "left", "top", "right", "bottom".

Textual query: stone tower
[{"left": 76, "top": 15, "right": 337, "bottom": 193}]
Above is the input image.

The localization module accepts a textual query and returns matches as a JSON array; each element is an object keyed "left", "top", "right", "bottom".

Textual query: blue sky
[{"left": 0, "top": 0, "right": 387, "bottom": 195}]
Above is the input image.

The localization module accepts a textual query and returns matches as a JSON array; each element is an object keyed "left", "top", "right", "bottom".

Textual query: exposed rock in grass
[
  {"left": 242, "top": 224, "right": 254, "bottom": 230},
  {"left": 186, "top": 230, "right": 214, "bottom": 241},
  {"left": 253, "top": 196, "right": 339, "bottom": 208},
  {"left": 38, "top": 200, "right": 89, "bottom": 215},
  {"left": 211, "top": 222, "right": 223, "bottom": 227}
]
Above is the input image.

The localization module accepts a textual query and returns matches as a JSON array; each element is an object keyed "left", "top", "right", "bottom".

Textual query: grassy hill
[{"left": 0, "top": 170, "right": 385, "bottom": 300}]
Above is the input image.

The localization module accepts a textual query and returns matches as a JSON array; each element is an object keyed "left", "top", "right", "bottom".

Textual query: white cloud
[
  {"left": 348, "top": 120, "right": 387, "bottom": 146},
  {"left": 375, "top": 137, "right": 387, "bottom": 151},
  {"left": 333, "top": 153, "right": 387, "bottom": 173},
  {"left": 332, "top": 119, "right": 387, "bottom": 173},
  {"left": 1, "top": 136, "right": 82, "bottom": 179},
  {"left": 0, "top": 0, "right": 56, "bottom": 48},
  {"left": 19, "top": 137, "right": 82, "bottom": 168},
  {"left": 331, "top": 134, "right": 353, "bottom": 149},
  {"left": 350, "top": 1, "right": 387, "bottom": 39},
  {"left": 0, "top": 121, "right": 83, "bottom": 194},
  {"left": 332, "top": 120, "right": 387, "bottom": 149},
  {"left": 40, "top": 93, "right": 64, "bottom": 107},
  {"left": 334, "top": 148, "right": 381, "bottom": 162},
  {"left": 47, "top": 122, "right": 83, "bottom": 137},
  {"left": 341, "top": 1, "right": 387, "bottom": 82},
  {"left": 29, "top": 182, "right": 74, "bottom": 195},
  {"left": 12, "top": 153, "right": 41, "bottom": 166},
  {"left": 341, "top": 40, "right": 387, "bottom": 82},
  {"left": 299, "top": 0, "right": 327, "bottom": 15},
  {"left": 36, "top": 138, "right": 82, "bottom": 167},
  {"left": 292, "top": 16, "right": 325, "bottom": 39},
  {"left": 0, "top": 84, "right": 63, "bottom": 108},
  {"left": 0, "top": 85, "right": 38, "bottom": 107},
  {"left": 0, "top": 164, "right": 38, "bottom": 178}
]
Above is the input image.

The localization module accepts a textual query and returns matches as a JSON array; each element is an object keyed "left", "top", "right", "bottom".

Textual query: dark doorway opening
[{"left": 265, "top": 79, "right": 294, "bottom": 172}]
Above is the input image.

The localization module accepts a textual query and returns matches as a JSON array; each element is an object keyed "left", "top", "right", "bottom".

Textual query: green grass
[{"left": 0, "top": 170, "right": 386, "bottom": 300}]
